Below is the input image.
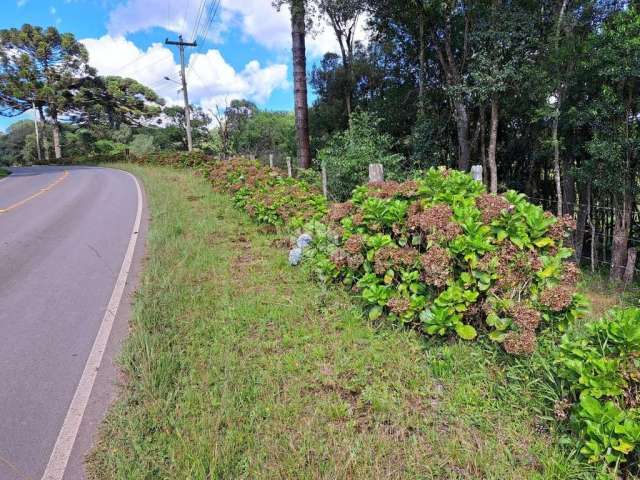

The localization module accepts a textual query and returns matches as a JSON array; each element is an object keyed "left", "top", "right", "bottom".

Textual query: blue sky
[{"left": 1, "top": 0, "right": 368, "bottom": 131}]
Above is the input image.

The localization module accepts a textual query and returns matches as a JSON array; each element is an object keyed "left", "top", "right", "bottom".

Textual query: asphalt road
[{"left": 0, "top": 166, "right": 145, "bottom": 480}]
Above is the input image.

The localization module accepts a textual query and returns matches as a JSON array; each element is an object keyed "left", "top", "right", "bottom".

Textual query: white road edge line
[{"left": 42, "top": 170, "right": 143, "bottom": 480}]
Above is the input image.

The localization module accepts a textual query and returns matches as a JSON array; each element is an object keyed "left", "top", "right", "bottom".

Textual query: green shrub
[
  {"left": 129, "top": 134, "right": 155, "bottom": 155},
  {"left": 132, "top": 151, "right": 212, "bottom": 169},
  {"left": 317, "top": 111, "right": 403, "bottom": 201},
  {"left": 303, "top": 166, "right": 586, "bottom": 352},
  {"left": 94, "top": 139, "right": 126, "bottom": 155},
  {"left": 555, "top": 307, "right": 640, "bottom": 466},
  {"left": 205, "top": 158, "right": 328, "bottom": 228}
]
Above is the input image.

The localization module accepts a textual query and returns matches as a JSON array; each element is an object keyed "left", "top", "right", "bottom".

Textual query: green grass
[
  {"left": 0, "top": 167, "right": 10, "bottom": 178},
  {"left": 88, "top": 164, "right": 594, "bottom": 479}
]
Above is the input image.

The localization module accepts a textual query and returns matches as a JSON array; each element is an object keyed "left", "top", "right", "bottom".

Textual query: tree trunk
[
  {"left": 587, "top": 189, "right": 597, "bottom": 272},
  {"left": 574, "top": 181, "right": 590, "bottom": 264},
  {"left": 290, "top": 0, "right": 312, "bottom": 169},
  {"left": 487, "top": 99, "right": 499, "bottom": 193},
  {"left": 623, "top": 248, "right": 637, "bottom": 285},
  {"left": 37, "top": 107, "right": 50, "bottom": 163},
  {"left": 551, "top": 111, "right": 562, "bottom": 216},
  {"left": 562, "top": 156, "right": 575, "bottom": 217},
  {"left": 454, "top": 101, "right": 471, "bottom": 171},
  {"left": 51, "top": 119, "right": 62, "bottom": 161},
  {"left": 610, "top": 191, "right": 632, "bottom": 282},
  {"left": 418, "top": 13, "right": 425, "bottom": 115},
  {"left": 480, "top": 107, "right": 487, "bottom": 186}
]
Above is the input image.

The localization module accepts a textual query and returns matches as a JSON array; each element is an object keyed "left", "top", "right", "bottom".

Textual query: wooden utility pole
[{"left": 165, "top": 35, "right": 197, "bottom": 152}]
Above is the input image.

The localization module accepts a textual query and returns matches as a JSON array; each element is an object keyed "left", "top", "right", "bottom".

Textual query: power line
[
  {"left": 187, "top": 0, "right": 221, "bottom": 81},
  {"left": 190, "top": 0, "right": 208, "bottom": 44}
]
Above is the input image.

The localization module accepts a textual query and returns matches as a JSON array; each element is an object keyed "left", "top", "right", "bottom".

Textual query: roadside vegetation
[
  {"left": 0, "top": 167, "right": 9, "bottom": 178},
  {"left": 89, "top": 164, "right": 600, "bottom": 479},
  {"left": 0, "top": 2, "right": 638, "bottom": 479}
]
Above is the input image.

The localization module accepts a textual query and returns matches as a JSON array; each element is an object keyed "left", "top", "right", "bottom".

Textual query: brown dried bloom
[
  {"left": 539, "top": 285, "right": 574, "bottom": 312},
  {"left": 508, "top": 304, "right": 541, "bottom": 331},
  {"left": 475, "top": 193, "right": 511, "bottom": 224},
  {"left": 387, "top": 297, "right": 411, "bottom": 315},
  {"left": 330, "top": 248, "right": 349, "bottom": 269},
  {"left": 373, "top": 246, "right": 418, "bottom": 275},
  {"left": 407, "top": 203, "right": 462, "bottom": 242},
  {"left": 561, "top": 262, "right": 580, "bottom": 287},
  {"left": 347, "top": 253, "right": 365, "bottom": 270},
  {"left": 554, "top": 399, "right": 572, "bottom": 421},
  {"left": 420, "top": 246, "right": 452, "bottom": 287},
  {"left": 368, "top": 181, "right": 401, "bottom": 199},
  {"left": 396, "top": 180, "right": 419, "bottom": 198},
  {"left": 344, "top": 234, "right": 365, "bottom": 254},
  {"left": 327, "top": 202, "right": 353, "bottom": 223},
  {"left": 351, "top": 212, "right": 365, "bottom": 226},
  {"left": 548, "top": 214, "right": 577, "bottom": 242},
  {"left": 503, "top": 330, "right": 536, "bottom": 355},
  {"left": 395, "top": 247, "right": 419, "bottom": 266},
  {"left": 374, "top": 246, "right": 396, "bottom": 275}
]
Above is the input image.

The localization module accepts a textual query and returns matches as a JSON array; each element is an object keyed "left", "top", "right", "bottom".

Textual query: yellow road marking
[{"left": 0, "top": 170, "right": 69, "bottom": 214}]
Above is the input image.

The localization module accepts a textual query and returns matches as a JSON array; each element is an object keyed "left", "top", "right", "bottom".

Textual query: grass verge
[
  {"left": 0, "top": 167, "right": 10, "bottom": 178},
  {"left": 87, "top": 164, "right": 594, "bottom": 479}
]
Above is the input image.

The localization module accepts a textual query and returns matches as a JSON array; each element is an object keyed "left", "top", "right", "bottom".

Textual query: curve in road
[{"left": 0, "top": 166, "right": 145, "bottom": 480}]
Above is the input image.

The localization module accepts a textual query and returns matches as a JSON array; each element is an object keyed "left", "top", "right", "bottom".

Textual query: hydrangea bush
[
  {"left": 555, "top": 308, "right": 640, "bottom": 466},
  {"left": 205, "top": 158, "right": 328, "bottom": 228},
  {"left": 132, "top": 151, "right": 213, "bottom": 169},
  {"left": 302, "top": 167, "right": 587, "bottom": 354}
]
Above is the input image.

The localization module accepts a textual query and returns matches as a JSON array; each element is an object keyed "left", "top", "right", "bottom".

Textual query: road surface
[{"left": 0, "top": 166, "right": 145, "bottom": 480}]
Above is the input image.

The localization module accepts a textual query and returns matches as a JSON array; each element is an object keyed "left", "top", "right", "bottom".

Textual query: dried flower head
[
  {"left": 347, "top": 253, "right": 365, "bottom": 270},
  {"left": 387, "top": 297, "right": 411, "bottom": 315},
  {"left": 475, "top": 193, "right": 511, "bottom": 223},
  {"left": 330, "top": 248, "right": 349, "bottom": 269},
  {"left": 344, "top": 234, "right": 365, "bottom": 254},
  {"left": 407, "top": 203, "right": 462, "bottom": 242},
  {"left": 503, "top": 330, "right": 536, "bottom": 355},
  {"left": 368, "top": 181, "right": 401, "bottom": 199},
  {"left": 561, "top": 262, "right": 580, "bottom": 287},
  {"left": 539, "top": 285, "right": 574, "bottom": 312},
  {"left": 554, "top": 399, "right": 572, "bottom": 421},
  {"left": 327, "top": 202, "right": 353, "bottom": 223},
  {"left": 548, "top": 214, "right": 577, "bottom": 242},
  {"left": 420, "top": 246, "right": 452, "bottom": 287},
  {"left": 508, "top": 303, "right": 541, "bottom": 331},
  {"left": 374, "top": 246, "right": 418, "bottom": 275}
]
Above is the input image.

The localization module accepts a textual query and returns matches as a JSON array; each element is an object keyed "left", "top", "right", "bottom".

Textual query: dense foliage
[
  {"left": 302, "top": 167, "right": 586, "bottom": 352},
  {"left": 556, "top": 308, "right": 640, "bottom": 467},
  {"left": 206, "top": 158, "right": 327, "bottom": 229},
  {"left": 317, "top": 111, "right": 402, "bottom": 200}
]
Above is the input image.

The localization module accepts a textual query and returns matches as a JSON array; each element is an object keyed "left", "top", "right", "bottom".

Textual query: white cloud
[
  {"left": 108, "top": 0, "right": 227, "bottom": 43},
  {"left": 80, "top": 34, "right": 288, "bottom": 109},
  {"left": 219, "top": 0, "right": 368, "bottom": 57},
  {"left": 106, "top": 0, "right": 368, "bottom": 58},
  {"left": 17, "top": 0, "right": 28, "bottom": 6}
]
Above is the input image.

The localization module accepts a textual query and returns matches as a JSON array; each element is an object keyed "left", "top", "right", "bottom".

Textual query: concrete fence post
[
  {"left": 269, "top": 153, "right": 274, "bottom": 168},
  {"left": 321, "top": 162, "right": 328, "bottom": 198},
  {"left": 286, "top": 157, "right": 292, "bottom": 177},
  {"left": 471, "top": 165, "right": 483, "bottom": 182},
  {"left": 368, "top": 163, "right": 384, "bottom": 183}
]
